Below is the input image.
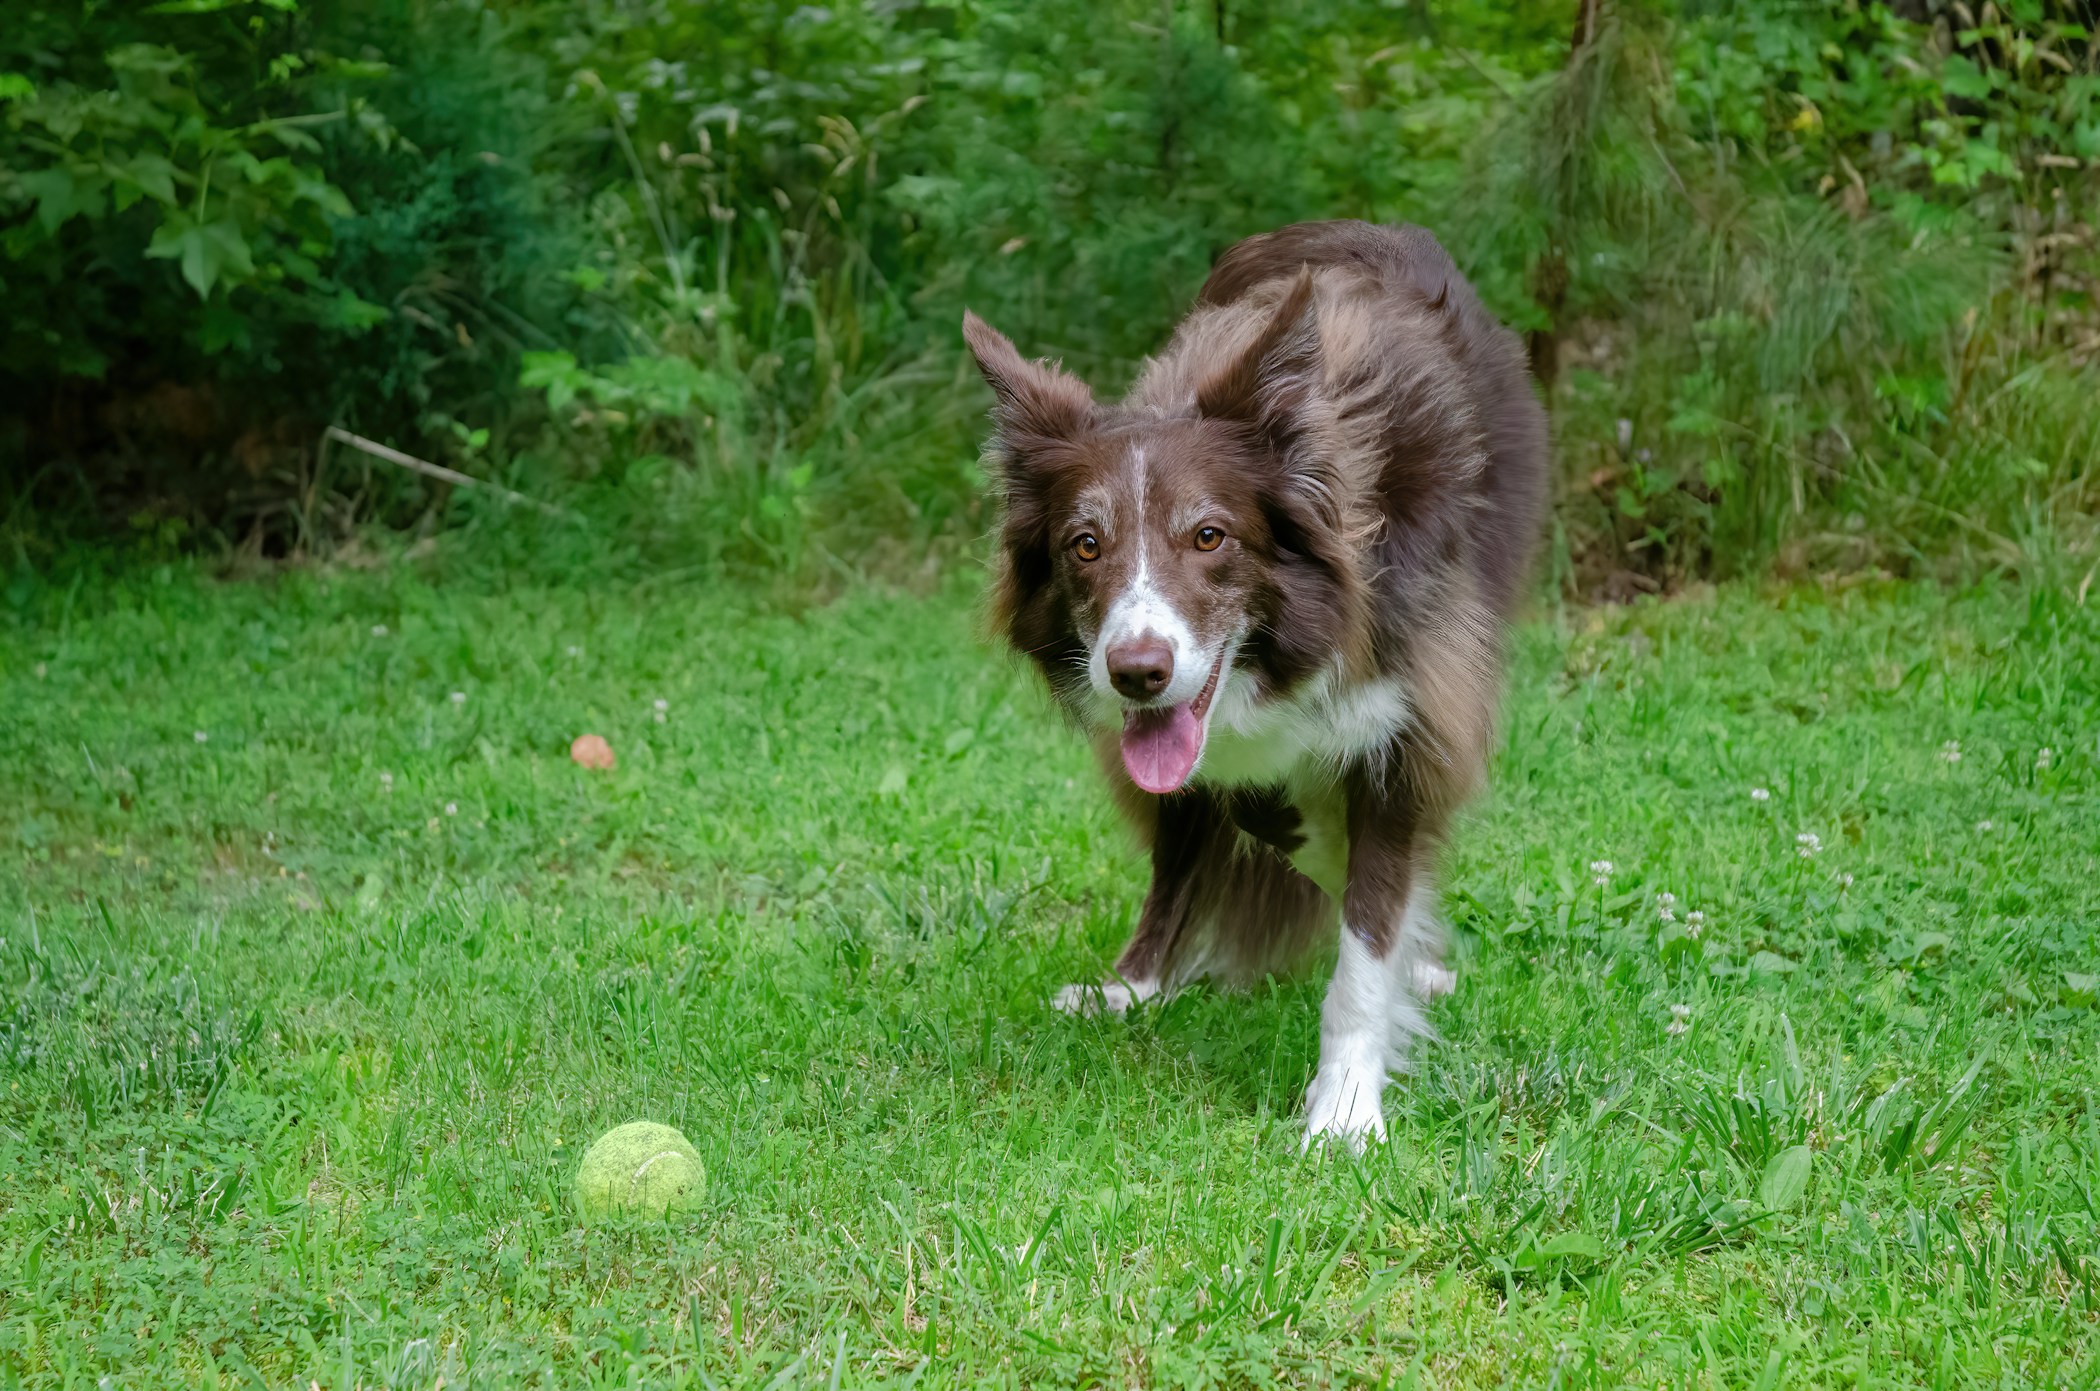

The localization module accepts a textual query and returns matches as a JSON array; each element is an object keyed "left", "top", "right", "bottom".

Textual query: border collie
[{"left": 965, "top": 220, "right": 1548, "bottom": 1147}]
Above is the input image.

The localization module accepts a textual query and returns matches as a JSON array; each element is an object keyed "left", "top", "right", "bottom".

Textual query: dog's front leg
[
  {"left": 1052, "top": 788, "right": 1219, "bottom": 1015},
  {"left": 1302, "top": 767, "right": 1434, "bottom": 1151}
]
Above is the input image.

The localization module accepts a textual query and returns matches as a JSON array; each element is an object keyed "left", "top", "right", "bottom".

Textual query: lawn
[{"left": 2, "top": 553, "right": 2097, "bottom": 1388}]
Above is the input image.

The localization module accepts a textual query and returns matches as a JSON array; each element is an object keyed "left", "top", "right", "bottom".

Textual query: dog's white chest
[
  {"left": 1197, "top": 671, "right": 1411, "bottom": 900},
  {"left": 1199, "top": 672, "right": 1411, "bottom": 788}
]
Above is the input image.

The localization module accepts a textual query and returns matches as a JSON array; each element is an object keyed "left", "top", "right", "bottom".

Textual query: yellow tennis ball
[{"left": 574, "top": 1121, "right": 706, "bottom": 1221}]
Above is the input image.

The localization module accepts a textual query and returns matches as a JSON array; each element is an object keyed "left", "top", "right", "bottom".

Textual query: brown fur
[{"left": 968, "top": 220, "right": 1547, "bottom": 998}]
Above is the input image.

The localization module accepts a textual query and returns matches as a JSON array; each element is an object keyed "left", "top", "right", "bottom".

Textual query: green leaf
[
  {"left": 323, "top": 58, "right": 393, "bottom": 80},
  {"left": 520, "top": 351, "right": 583, "bottom": 414},
  {"left": 266, "top": 124, "right": 324, "bottom": 154},
  {"left": 1748, "top": 950, "right": 1797, "bottom": 975},
  {"left": 146, "top": 215, "right": 255, "bottom": 299},
  {"left": 109, "top": 154, "right": 179, "bottom": 208},
  {"left": 1536, "top": 1231, "right": 1604, "bottom": 1260},
  {"left": 1759, "top": 1145, "right": 1813, "bottom": 1210},
  {"left": 1941, "top": 56, "right": 1995, "bottom": 101},
  {"left": 1666, "top": 406, "right": 1727, "bottom": 438},
  {"left": 1657, "top": 922, "right": 1702, "bottom": 966},
  {"left": 19, "top": 168, "right": 109, "bottom": 233},
  {"left": 199, "top": 302, "right": 252, "bottom": 354},
  {"left": 317, "top": 289, "right": 390, "bottom": 332},
  {"left": 0, "top": 73, "right": 37, "bottom": 103}
]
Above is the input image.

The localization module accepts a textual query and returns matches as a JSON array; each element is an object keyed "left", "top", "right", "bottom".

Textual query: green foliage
[
  {"left": 0, "top": 8, "right": 367, "bottom": 377},
  {"left": 516, "top": 0, "right": 2097, "bottom": 585},
  {"left": 0, "top": 0, "right": 570, "bottom": 528},
  {"left": 5, "top": 0, "right": 2097, "bottom": 580}
]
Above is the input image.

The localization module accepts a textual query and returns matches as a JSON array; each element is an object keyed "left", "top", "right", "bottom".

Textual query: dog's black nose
[{"left": 1107, "top": 637, "right": 1174, "bottom": 701}]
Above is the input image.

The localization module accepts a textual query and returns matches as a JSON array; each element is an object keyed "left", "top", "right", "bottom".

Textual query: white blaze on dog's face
[
  {"left": 971, "top": 412, "right": 1275, "bottom": 794},
  {"left": 964, "top": 282, "right": 1347, "bottom": 797},
  {"left": 1059, "top": 429, "right": 1259, "bottom": 793}
]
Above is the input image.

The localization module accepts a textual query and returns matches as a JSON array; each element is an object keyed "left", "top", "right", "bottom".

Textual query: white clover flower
[
  {"left": 449, "top": 691, "right": 466, "bottom": 706},
  {"left": 1796, "top": 832, "right": 1822, "bottom": 858},
  {"left": 653, "top": 697, "right": 669, "bottom": 724},
  {"left": 566, "top": 645, "right": 583, "bottom": 658},
  {"left": 1940, "top": 740, "right": 1961, "bottom": 763},
  {"left": 1751, "top": 787, "right": 1771, "bottom": 802},
  {"left": 444, "top": 802, "right": 459, "bottom": 817},
  {"left": 1838, "top": 873, "right": 1853, "bottom": 889},
  {"left": 379, "top": 772, "right": 394, "bottom": 793},
  {"left": 1975, "top": 819, "right": 1993, "bottom": 832},
  {"left": 2036, "top": 747, "right": 2054, "bottom": 770},
  {"left": 1684, "top": 910, "right": 1705, "bottom": 937},
  {"left": 1589, "top": 859, "right": 1614, "bottom": 886},
  {"left": 1667, "top": 1004, "right": 1691, "bottom": 1037},
  {"left": 371, "top": 624, "right": 389, "bottom": 637},
  {"left": 193, "top": 730, "right": 209, "bottom": 743},
  {"left": 1657, "top": 891, "right": 1677, "bottom": 908}
]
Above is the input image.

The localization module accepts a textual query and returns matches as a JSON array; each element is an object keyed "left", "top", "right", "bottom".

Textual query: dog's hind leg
[{"left": 1397, "top": 882, "right": 1455, "bottom": 999}]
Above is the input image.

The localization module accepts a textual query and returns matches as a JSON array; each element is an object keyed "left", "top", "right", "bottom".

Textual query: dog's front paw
[
  {"left": 1302, "top": 1066, "right": 1388, "bottom": 1152},
  {"left": 1409, "top": 959, "right": 1458, "bottom": 999},
  {"left": 1051, "top": 979, "right": 1154, "bottom": 1016}
]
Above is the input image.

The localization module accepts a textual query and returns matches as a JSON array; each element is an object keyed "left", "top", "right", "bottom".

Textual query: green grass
[{"left": 3, "top": 552, "right": 2098, "bottom": 1388}]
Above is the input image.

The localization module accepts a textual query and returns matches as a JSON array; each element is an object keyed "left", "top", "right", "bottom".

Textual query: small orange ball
[{"left": 570, "top": 733, "right": 616, "bottom": 770}]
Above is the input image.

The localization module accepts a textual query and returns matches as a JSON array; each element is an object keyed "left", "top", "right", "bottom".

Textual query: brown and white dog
[{"left": 965, "top": 221, "right": 1548, "bottom": 1147}]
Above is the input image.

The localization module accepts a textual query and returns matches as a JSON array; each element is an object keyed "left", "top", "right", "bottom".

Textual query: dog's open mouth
[{"left": 1119, "top": 653, "right": 1224, "bottom": 795}]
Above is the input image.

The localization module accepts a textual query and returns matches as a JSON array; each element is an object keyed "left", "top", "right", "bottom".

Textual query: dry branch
[{"left": 323, "top": 426, "right": 565, "bottom": 516}]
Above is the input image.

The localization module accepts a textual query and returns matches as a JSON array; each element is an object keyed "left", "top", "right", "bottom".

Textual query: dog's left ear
[
  {"left": 962, "top": 311, "right": 1095, "bottom": 456},
  {"left": 1194, "top": 266, "right": 1318, "bottom": 448}
]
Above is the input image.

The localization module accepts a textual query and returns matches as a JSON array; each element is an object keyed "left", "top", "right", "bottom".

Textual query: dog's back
[{"left": 1195, "top": 220, "right": 1549, "bottom": 620}]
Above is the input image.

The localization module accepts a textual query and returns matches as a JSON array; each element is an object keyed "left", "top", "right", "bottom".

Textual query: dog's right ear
[{"left": 962, "top": 311, "right": 1094, "bottom": 456}]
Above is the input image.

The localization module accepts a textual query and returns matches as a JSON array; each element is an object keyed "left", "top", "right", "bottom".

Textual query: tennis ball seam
[{"left": 630, "top": 1150, "right": 686, "bottom": 1187}]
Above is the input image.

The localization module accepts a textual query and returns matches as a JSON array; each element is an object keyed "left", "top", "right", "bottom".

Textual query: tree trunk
[{"left": 1529, "top": 0, "right": 1605, "bottom": 385}]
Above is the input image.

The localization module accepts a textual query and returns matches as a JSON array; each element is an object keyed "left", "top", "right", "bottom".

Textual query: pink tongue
[{"left": 1120, "top": 703, "right": 1204, "bottom": 794}]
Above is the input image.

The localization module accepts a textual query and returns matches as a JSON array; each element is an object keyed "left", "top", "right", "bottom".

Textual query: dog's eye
[
  {"left": 1193, "top": 526, "right": 1224, "bottom": 552},
  {"left": 1073, "top": 533, "right": 1101, "bottom": 562}
]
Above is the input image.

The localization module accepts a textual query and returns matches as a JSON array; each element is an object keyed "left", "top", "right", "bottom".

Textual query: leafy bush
[
  {"left": 1, "top": 5, "right": 372, "bottom": 380},
  {"left": 5, "top": 0, "right": 2097, "bottom": 585},
  {"left": 1, "top": 0, "right": 569, "bottom": 537},
  {"left": 521, "top": 0, "right": 2097, "bottom": 585}
]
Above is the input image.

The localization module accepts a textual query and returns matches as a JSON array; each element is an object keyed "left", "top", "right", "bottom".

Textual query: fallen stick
[{"left": 324, "top": 425, "right": 566, "bottom": 516}]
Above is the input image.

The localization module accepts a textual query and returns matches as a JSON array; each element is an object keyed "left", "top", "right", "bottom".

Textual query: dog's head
[{"left": 965, "top": 273, "right": 1363, "bottom": 795}]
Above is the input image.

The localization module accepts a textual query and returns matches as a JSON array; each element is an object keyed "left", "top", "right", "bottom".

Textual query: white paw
[
  {"left": 1051, "top": 979, "right": 1155, "bottom": 1015},
  {"left": 1409, "top": 960, "right": 1457, "bottom": 999},
  {"left": 1302, "top": 1066, "right": 1388, "bottom": 1152}
]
